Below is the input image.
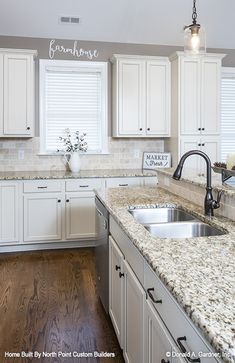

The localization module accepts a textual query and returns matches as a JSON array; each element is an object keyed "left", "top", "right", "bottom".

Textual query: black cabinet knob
[
  {"left": 115, "top": 265, "right": 121, "bottom": 271},
  {"left": 26, "top": 126, "right": 30, "bottom": 130},
  {"left": 58, "top": 199, "right": 61, "bottom": 203},
  {"left": 119, "top": 272, "right": 124, "bottom": 278},
  {"left": 202, "top": 127, "right": 205, "bottom": 131},
  {"left": 198, "top": 144, "right": 201, "bottom": 146},
  {"left": 147, "top": 127, "right": 150, "bottom": 131},
  {"left": 139, "top": 128, "right": 142, "bottom": 131},
  {"left": 201, "top": 143, "right": 205, "bottom": 146},
  {"left": 198, "top": 128, "right": 201, "bottom": 131},
  {"left": 161, "top": 360, "right": 170, "bottom": 363},
  {"left": 66, "top": 199, "right": 69, "bottom": 202}
]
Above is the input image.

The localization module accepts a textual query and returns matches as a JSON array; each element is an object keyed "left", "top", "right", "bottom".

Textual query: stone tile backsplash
[{"left": 0, "top": 137, "right": 164, "bottom": 171}]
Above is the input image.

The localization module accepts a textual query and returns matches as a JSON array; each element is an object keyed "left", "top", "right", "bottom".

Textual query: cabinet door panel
[
  {"left": 124, "top": 260, "right": 145, "bottom": 363},
  {"left": 4, "top": 54, "right": 33, "bottom": 136},
  {"left": 0, "top": 54, "right": 3, "bottom": 134},
  {"left": 180, "top": 138, "right": 201, "bottom": 171},
  {"left": 65, "top": 192, "right": 96, "bottom": 239},
  {"left": 145, "top": 300, "right": 173, "bottom": 363},
  {"left": 146, "top": 61, "right": 170, "bottom": 135},
  {"left": 201, "top": 59, "right": 220, "bottom": 135},
  {"left": 0, "top": 183, "right": 19, "bottom": 243},
  {"left": 109, "top": 237, "right": 124, "bottom": 348},
  {"left": 118, "top": 60, "right": 145, "bottom": 135},
  {"left": 24, "top": 194, "right": 62, "bottom": 242},
  {"left": 180, "top": 58, "right": 200, "bottom": 135}
]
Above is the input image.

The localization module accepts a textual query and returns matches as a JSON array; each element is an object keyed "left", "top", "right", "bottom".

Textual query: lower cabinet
[
  {"left": 145, "top": 299, "right": 185, "bottom": 363},
  {"left": 24, "top": 193, "right": 63, "bottom": 242},
  {"left": 109, "top": 219, "right": 221, "bottom": 363},
  {"left": 123, "top": 259, "right": 145, "bottom": 363},
  {"left": 0, "top": 182, "right": 19, "bottom": 243},
  {"left": 65, "top": 192, "right": 97, "bottom": 239}
]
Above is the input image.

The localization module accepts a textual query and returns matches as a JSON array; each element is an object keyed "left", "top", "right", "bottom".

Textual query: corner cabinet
[
  {"left": 111, "top": 54, "right": 171, "bottom": 138},
  {"left": 0, "top": 48, "right": 37, "bottom": 137}
]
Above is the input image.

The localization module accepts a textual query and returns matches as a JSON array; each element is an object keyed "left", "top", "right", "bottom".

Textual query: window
[
  {"left": 221, "top": 67, "right": 235, "bottom": 162},
  {"left": 40, "top": 60, "right": 108, "bottom": 154}
]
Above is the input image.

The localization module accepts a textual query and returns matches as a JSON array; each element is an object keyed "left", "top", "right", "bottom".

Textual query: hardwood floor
[{"left": 0, "top": 248, "right": 124, "bottom": 363}]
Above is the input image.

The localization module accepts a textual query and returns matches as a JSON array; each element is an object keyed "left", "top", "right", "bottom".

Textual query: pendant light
[{"left": 184, "top": 0, "right": 206, "bottom": 55}]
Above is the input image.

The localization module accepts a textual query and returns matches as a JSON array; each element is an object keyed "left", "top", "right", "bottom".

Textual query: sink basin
[
  {"left": 128, "top": 207, "right": 196, "bottom": 224},
  {"left": 145, "top": 222, "right": 225, "bottom": 239}
]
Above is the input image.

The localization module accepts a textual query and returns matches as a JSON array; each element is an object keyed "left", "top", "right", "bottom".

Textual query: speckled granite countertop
[
  {"left": 0, "top": 169, "right": 157, "bottom": 180},
  {"left": 95, "top": 186, "right": 235, "bottom": 363},
  {"left": 157, "top": 168, "right": 235, "bottom": 197}
]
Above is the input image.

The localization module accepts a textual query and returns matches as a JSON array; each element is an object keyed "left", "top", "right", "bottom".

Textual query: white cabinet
[
  {"left": 144, "top": 300, "right": 185, "bottom": 363},
  {"left": 24, "top": 194, "right": 62, "bottom": 242},
  {"left": 111, "top": 54, "right": 171, "bottom": 138},
  {"left": 109, "top": 236, "right": 124, "bottom": 348},
  {"left": 0, "top": 182, "right": 19, "bottom": 243},
  {"left": 0, "top": 49, "right": 37, "bottom": 137},
  {"left": 123, "top": 259, "right": 145, "bottom": 363},
  {"left": 167, "top": 52, "right": 225, "bottom": 169},
  {"left": 180, "top": 136, "right": 220, "bottom": 173},
  {"left": 65, "top": 192, "right": 96, "bottom": 239}
]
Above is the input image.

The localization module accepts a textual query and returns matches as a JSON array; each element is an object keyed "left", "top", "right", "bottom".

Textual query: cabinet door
[
  {"left": 180, "top": 137, "right": 201, "bottom": 171},
  {"left": 0, "top": 54, "right": 3, "bottom": 134},
  {"left": 201, "top": 58, "right": 221, "bottom": 135},
  {"left": 117, "top": 59, "right": 145, "bottom": 136},
  {"left": 65, "top": 192, "right": 96, "bottom": 239},
  {"left": 3, "top": 53, "right": 34, "bottom": 136},
  {"left": 0, "top": 183, "right": 19, "bottom": 243},
  {"left": 146, "top": 61, "right": 170, "bottom": 136},
  {"left": 109, "top": 236, "right": 124, "bottom": 348},
  {"left": 180, "top": 58, "right": 200, "bottom": 135},
  {"left": 145, "top": 299, "right": 176, "bottom": 363},
  {"left": 24, "top": 194, "right": 62, "bottom": 242},
  {"left": 200, "top": 137, "right": 220, "bottom": 174},
  {"left": 123, "top": 260, "right": 145, "bottom": 363}
]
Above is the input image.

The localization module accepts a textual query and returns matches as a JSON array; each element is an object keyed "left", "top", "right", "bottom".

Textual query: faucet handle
[{"left": 212, "top": 190, "right": 224, "bottom": 210}]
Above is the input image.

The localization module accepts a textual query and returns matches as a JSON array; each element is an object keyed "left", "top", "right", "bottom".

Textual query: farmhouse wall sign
[{"left": 49, "top": 39, "right": 99, "bottom": 60}]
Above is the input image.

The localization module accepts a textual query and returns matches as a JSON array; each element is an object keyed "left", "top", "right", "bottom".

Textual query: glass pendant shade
[{"left": 184, "top": 24, "right": 206, "bottom": 55}]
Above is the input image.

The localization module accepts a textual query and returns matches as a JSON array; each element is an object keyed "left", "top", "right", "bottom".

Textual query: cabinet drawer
[
  {"left": 66, "top": 179, "right": 103, "bottom": 192},
  {"left": 144, "top": 263, "right": 220, "bottom": 363},
  {"left": 106, "top": 177, "right": 143, "bottom": 188},
  {"left": 23, "top": 180, "right": 63, "bottom": 193}
]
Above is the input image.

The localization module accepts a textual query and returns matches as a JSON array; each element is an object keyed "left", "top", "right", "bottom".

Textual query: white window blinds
[
  {"left": 40, "top": 60, "right": 108, "bottom": 154},
  {"left": 221, "top": 69, "right": 235, "bottom": 162}
]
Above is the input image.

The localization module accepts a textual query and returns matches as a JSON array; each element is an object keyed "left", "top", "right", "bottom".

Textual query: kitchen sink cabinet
[
  {"left": 23, "top": 193, "right": 63, "bottom": 242},
  {"left": 111, "top": 54, "right": 170, "bottom": 138},
  {"left": 0, "top": 49, "right": 37, "bottom": 137},
  {"left": 109, "top": 236, "right": 124, "bottom": 348},
  {"left": 0, "top": 182, "right": 20, "bottom": 243},
  {"left": 109, "top": 216, "right": 221, "bottom": 363}
]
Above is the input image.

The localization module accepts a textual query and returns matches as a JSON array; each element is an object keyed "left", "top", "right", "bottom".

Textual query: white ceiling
[{"left": 0, "top": 0, "right": 234, "bottom": 49}]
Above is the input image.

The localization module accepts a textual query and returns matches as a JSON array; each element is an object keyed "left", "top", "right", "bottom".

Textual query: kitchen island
[{"left": 95, "top": 185, "right": 235, "bottom": 363}]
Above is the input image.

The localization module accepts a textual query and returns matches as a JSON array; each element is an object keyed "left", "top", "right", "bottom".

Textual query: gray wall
[{"left": 0, "top": 35, "right": 235, "bottom": 136}]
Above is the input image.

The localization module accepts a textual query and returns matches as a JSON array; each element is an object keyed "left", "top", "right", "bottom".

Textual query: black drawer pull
[
  {"left": 147, "top": 288, "right": 162, "bottom": 304},
  {"left": 37, "top": 186, "right": 48, "bottom": 189},
  {"left": 115, "top": 265, "right": 121, "bottom": 271},
  {"left": 177, "top": 336, "right": 201, "bottom": 363},
  {"left": 119, "top": 184, "right": 128, "bottom": 187},
  {"left": 79, "top": 185, "right": 89, "bottom": 188},
  {"left": 119, "top": 272, "right": 124, "bottom": 278},
  {"left": 161, "top": 360, "right": 169, "bottom": 363}
]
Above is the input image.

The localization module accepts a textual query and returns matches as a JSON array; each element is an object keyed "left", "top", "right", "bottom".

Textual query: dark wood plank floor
[{"left": 0, "top": 248, "right": 124, "bottom": 363}]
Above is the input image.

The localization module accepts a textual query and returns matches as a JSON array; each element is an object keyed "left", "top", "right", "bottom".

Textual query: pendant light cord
[{"left": 192, "top": 0, "right": 197, "bottom": 25}]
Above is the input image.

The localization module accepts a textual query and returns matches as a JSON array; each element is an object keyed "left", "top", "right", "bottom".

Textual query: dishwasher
[{"left": 95, "top": 196, "right": 109, "bottom": 313}]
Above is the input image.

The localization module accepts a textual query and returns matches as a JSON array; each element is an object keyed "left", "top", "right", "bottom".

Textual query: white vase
[{"left": 64, "top": 152, "right": 81, "bottom": 173}]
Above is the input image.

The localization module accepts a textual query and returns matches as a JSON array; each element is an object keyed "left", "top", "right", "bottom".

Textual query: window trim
[{"left": 39, "top": 59, "right": 108, "bottom": 155}]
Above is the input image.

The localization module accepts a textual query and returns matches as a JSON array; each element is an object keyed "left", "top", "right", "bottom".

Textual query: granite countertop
[
  {"left": 157, "top": 168, "right": 235, "bottom": 197},
  {"left": 0, "top": 169, "right": 157, "bottom": 181},
  {"left": 95, "top": 186, "right": 235, "bottom": 363}
]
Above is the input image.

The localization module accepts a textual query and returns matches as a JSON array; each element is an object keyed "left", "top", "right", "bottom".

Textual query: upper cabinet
[
  {"left": 111, "top": 54, "right": 171, "bottom": 138},
  {"left": 0, "top": 49, "right": 37, "bottom": 138},
  {"left": 172, "top": 52, "right": 225, "bottom": 136}
]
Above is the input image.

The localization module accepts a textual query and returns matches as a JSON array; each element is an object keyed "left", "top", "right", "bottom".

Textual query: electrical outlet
[
  {"left": 18, "top": 149, "right": 25, "bottom": 160},
  {"left": 134, "top": 149, "right": 140, "bottom": 158}
]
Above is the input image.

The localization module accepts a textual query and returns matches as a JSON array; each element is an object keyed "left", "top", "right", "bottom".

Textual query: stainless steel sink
[
  {"left": 145, "top": 222, "right": 225, "bottom": 239},
  {"left": 128, "top": 207, "right": 196, "bottom": 224}
]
